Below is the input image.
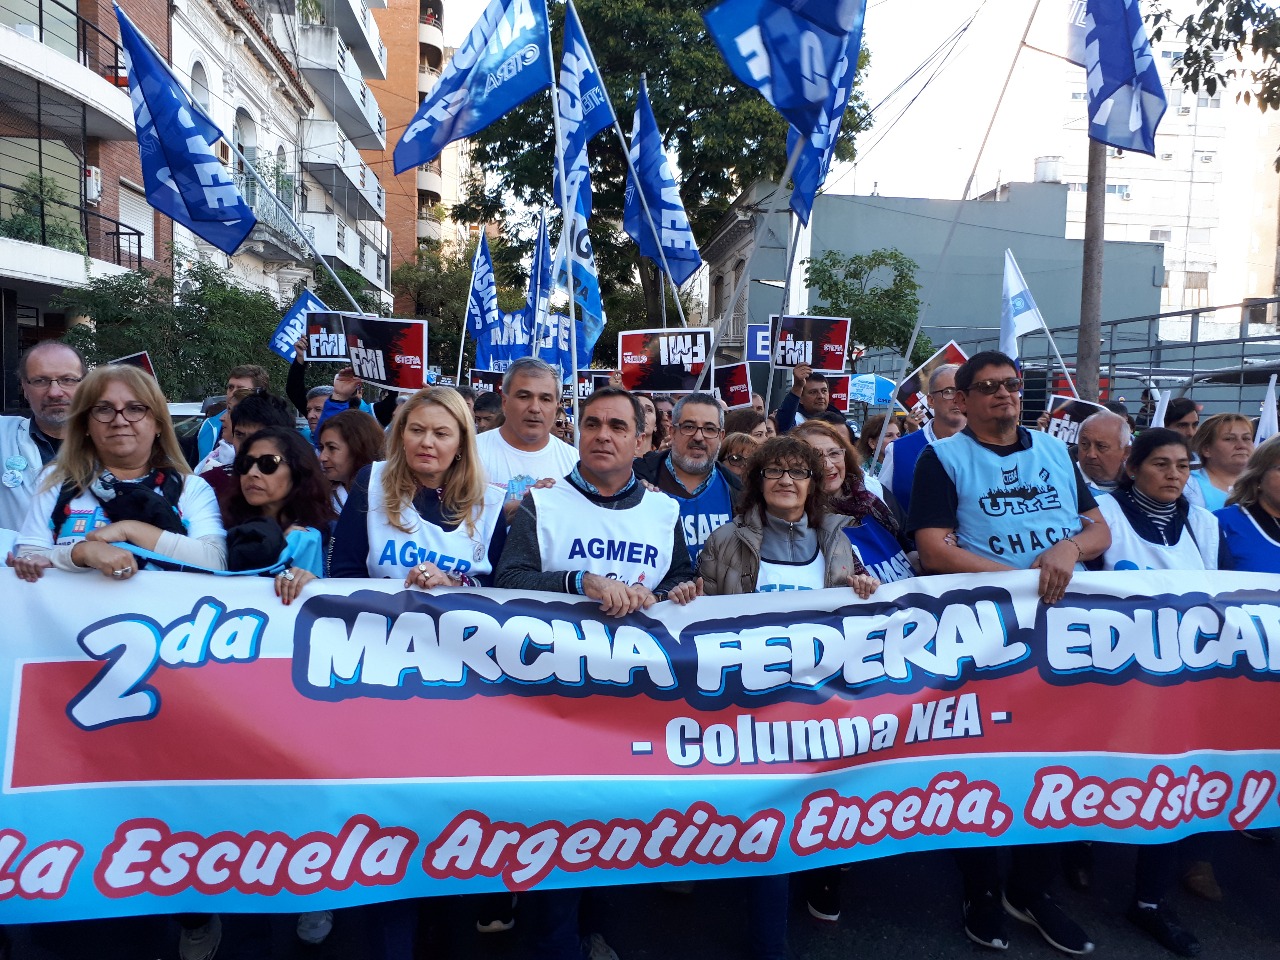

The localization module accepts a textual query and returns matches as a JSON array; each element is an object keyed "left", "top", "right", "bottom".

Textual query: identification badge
[{"left": 474, "top": 541, "right": 485, "bottom": 562}]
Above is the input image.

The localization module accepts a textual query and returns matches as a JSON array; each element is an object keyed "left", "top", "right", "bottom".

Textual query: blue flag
[
  {"left": 703, "top": 0, "right": 857, "bottom": 138},
  {"left": 553, "top": 192, "right": 605, "bottom": 364},
  {"left": 393, "top": 0, "right": 554, "bottom": 173},
  {"left": 787, "top": 1, "right": 865, "bottom": 225},
  {"left": 1000, "top": 250, "right": 1045, "bottom": 364},
  {"left": 114, "top": 3, "right": 255, "bottom": 254},
  {"left": 554, "top": 1, "right": 615, "bottom": 217},
  {"left": 527, "top": 210, "right": 554, "bottom": 333},
  {"left": 468, "top": 236, "right": 533, "bottom": 373},
  {"left": 623, "top": 80, "right": 702, "bottom": 286},
  {"left": 1084, "top": 0, "right": 1166, "bottom": 155},
  {"left": 268, "top": 290, "right": 329, "bottom": 363}
]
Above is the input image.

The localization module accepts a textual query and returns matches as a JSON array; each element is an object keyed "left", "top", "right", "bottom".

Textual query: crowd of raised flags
[{"left": 110, "top": 0, "right": 1168, "bottom": 390}]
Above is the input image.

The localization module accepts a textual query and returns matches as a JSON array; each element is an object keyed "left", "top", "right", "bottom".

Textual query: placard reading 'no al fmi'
[
  {"left": 618, "top": 328, "right": 714, "bottom": 393},
  {"left": 771, "top": 315, "right": 851, "bottom": 373}
]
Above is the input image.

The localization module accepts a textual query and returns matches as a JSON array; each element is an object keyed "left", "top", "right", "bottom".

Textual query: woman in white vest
[
  {"left": 329, "top": 387, "right": 506, "bottom": 585},
  {"left": 1094, "top": 428, "right": 1220, "bottom": 572},
  {"left": 699, "top": 436, "right": 880, "bottom": 953}
]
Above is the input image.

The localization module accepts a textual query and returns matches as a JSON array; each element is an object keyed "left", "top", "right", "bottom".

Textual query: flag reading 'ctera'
[
  {"left": 1083, "top": 0, "right": 1166, "bottom": 155},
  {"left": 114, "top": 3, "right": 256, "bottom": 254},
  {"left": 623, "top": 79, "right": 701, "bottom": 286},
  {"left": 393, "top": 0, "right": 553, "bottom": 174}
]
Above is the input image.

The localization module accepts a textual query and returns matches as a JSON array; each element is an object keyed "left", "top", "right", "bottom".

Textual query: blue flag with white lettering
[
  {"left": 554, "top": 1, "right": 615, "bottom": 218},
  {"left": 268, "top": 290, "right": 329, "bottom": 363},
  {"left": 468, "top": 236, "right": 534, "bottom": 374},
  {"left": 114, "top": 3, "right": 255, "bottom": 254},
  {"left": 393, "top": 0, "right": 554, "bottom": 174},
  {"left": 1084, "top": 0, "right": 1166, "bottom": 155},
  {"left": 527, "top": 210, "right": 554, "bottom": 333},
  {"left": 787, "top": 1, "right": 865, "bottom": 225},
  {"left": 553, "top": 191, "right": 605, "bottom": 365},
  {"left": 623, "top": 80, "right": 702, "bottom": 286},
  {"left": 703, "top": 0, "right": 858, "bottom": 139}
]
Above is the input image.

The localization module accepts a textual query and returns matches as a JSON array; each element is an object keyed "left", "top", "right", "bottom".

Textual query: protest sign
[
  {"left": 897, "top": 341, "right": 969, "bottom": 420},
  {"left": 712, "top": 362, "right": 753, "bottom": 409},
  {"left": 306, "top": 312, "right": 351, "bottom": 363},
  {"left": 469, "top": 369, "right": 504, "bottom": 394},
  {"left": 3, "top": 570, "right": 1279, "bottom": 921},
  {"left": 108, "top": 351, "right": 156, "bottom": 377},
  {"left": 827, "top": 373, "right": 851, "bottom": 413},
  {"left": 269, "top": 291, "right": 327, "bottom": 363},
  {"left": 1044, "top": 395, "right": 1108, "bottom": 445},
  {"left": 771, "top": 315, "right": 850, "bottom": 373},
  {"left": 343, "top": 316, "right": 427, "bottom": 392},
  {"left": 618, "top": 328, "right": 713, "bottom": 393}
]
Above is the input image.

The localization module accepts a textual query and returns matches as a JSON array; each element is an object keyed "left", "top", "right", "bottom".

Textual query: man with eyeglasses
[
  {"left": 879, "top": 363, "right": 966, "bottom": 516},
  {"left": 634, "top": 391, "right": 740, "bottom": 565},
  {"left": 0, "top": 341, "right": 87, "bottom": 532},
  {"left": 907, "top": 351, "right": 1110, "bottom": 956},
  {"left": 196, "top": 364, "right": 270, "bottom": 461}
]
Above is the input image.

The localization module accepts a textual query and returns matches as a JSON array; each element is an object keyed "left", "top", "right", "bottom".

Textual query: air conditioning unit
[
  {"left": 1200, "top": 153, "right": 1215, "bottom": 163},
  {"left": 1161, "top": 152, "right": 1174, "bottom": 161},
  {"left": 1120, "top": 191, "right": 1132, "bottom": 201},
  {"left": 216, "top": 140, "right": 232, "bottom": 165},
  {"left": 1178, "top": 106, "right": 1191, "bottom": 115},
  {"left": 84, "top": 165, "right": 103, "bottom": 204}
]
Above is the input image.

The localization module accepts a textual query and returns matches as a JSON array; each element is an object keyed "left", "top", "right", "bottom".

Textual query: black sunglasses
[{"left": 236, "top": 453, "right": 285, "bottom": 475}]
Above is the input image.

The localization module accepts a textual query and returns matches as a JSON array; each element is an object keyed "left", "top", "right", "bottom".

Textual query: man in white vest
[
  {"left": 907, "top": 350, "right": 1111, "bottom": 956},
  {"left": 495, "top": 385, "right": 697, "bottom": 960},
  {"left": 0, "top": 341, "right": 86, "bottom": 534},
  {"left": 477, "top": 357, "right": 579, "bottom": 524}
]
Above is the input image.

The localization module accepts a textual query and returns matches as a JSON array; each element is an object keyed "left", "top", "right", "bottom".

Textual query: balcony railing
[
  {"left": 0, "top": 177, "right": 142, "bottom": 269},
  {"left": 231, "top": 172, "right": 314, "bottom": 253},
  {"left": 0, "top": 0, "right": 128, "bottom": 88}
]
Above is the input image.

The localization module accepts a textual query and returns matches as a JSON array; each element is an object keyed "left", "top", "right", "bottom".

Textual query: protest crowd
[{"left": 3, "top": 335, "right": 1280, "bottom": 960}]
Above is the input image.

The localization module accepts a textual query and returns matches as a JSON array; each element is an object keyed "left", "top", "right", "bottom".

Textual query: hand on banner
[
  {"left": 847, "top": 573, "right": 881, "bottom": 599},
  {"left": 332, "top": 367, "right": 363, "bottom": 402},
  {"left": 1036, "top": 410, "right": 1051, "bottom": 432},
  {"left": 791, "top": 363, "right": 813, "bottom": 396},
  {"left": 1030, "top": 540, "right": 1080, "bottom": 605},
  {"left": 5, "top": 551, "right": 51, "bottom": 582},
  {"left": 608, "top": 371, "right": 623, "bottom": 387},
  {"left": 275, "top": 565, "right": 316, "bottom": 605},
  {"left": 666, "top": 578, "right": 703, "bottom": 605},
  {"left": 583, "top": 572, "right": 648, "bottom": 617},
  {"left": 69, "top": 540, "right": 137, "bottom": 580},
  {"left": 405, "top": 561, "right": 459, "bottom": 591},
  {"left": 909, "top": 408, "right": 927, "bottom": 427}
]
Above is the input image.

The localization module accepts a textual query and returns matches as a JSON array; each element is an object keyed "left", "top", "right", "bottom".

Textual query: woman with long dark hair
[{"left": 316, "top": 408, "right": 386, "bottom": 513}]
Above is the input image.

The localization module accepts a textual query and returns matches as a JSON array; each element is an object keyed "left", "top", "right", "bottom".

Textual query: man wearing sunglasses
[
  {"left": 633, "top": 391, "right": 741, "bottom": 565},
  {"left": 907, "top": 351, "right": 1110, "bottom": 956},
  {"left": 879, "top": 363, "right": 966, "bottom": 516},
  {"left": 0, "top": 341, "right": 86, "bottom": 533}
]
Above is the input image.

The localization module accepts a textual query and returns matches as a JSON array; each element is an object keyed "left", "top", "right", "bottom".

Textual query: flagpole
[
  {"left": 1043, "top": 324, "right": 1080, "bottom": 399},
  {"left": 763, "top": 215, "right": 803, "bottom": 417},
  {"left": 547, "top": 79, "right": 581, "bottom": 432},
  {"left": 457, "top": 234, "right": 483, "bottom": 385}
]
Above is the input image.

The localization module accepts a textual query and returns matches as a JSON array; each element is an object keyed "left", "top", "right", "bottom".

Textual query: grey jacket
[
  {"left": 0, "top": 416, "right": 44, "bottom": 533},
  {"left": 698, "top": 508, "right": 859, "bottom": 595}
]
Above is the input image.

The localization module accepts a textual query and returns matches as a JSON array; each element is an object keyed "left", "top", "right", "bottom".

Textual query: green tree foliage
[
  {"left": 0, "top": 173, "right": 87, "bottom": 255},
  {"left": 803, "top": 248, "right": 931, "bottom": 365},
  {"left": 451, "top": 0, "right": 871, "bottom": 326},
  {"left": 56, "top": 257, "right": 288, "bottom": 401}
]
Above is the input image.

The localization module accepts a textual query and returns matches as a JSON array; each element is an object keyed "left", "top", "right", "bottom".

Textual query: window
[
  {"left": 1188, "top": 227, "right": 1211, "bottom": 245},
  {"left": 359, "top": 238, "right": 367, "bottom": 267},
  {"left": 1070, "top": 90, "right": 1087, "bottom": 100},
  {"left": 1198, "top": 92, "right": 1222, "bottom": 108},
  {"left": 1184, "top": 271, "right": 1209, "bottom": 308},
  {"left": 1150, "top": 229, "right": 1171, "bottom": 243},
  {"left": 1103, "top": 183, "right": 1131, "bottom": 196},
  {"left": 337, "top": 219, "right": 346, "bottom": 250},
  {"left": 190, "top": 62, "right": 211, "bottom": 112},
  {"left": 118, "top": 186, "right": 155, "bottom": 260}
]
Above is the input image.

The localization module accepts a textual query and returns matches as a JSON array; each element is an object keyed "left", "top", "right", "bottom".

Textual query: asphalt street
[{"left": 9, "top": 830, "right": 1280, "bottom": 960}]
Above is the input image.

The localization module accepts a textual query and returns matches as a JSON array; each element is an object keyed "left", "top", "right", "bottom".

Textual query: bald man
[{"left": 1076, "top": 411, "right": 1131, "bottom": 496}]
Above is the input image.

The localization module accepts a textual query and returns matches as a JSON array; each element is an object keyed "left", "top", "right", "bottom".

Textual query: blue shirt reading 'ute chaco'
[{"left": 913, "top": 427, "right": 1092, "bottom": 569}]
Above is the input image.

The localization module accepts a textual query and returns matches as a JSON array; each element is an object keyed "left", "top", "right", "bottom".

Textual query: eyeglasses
[
  {"left": 815, "top": 449, "right": 844, "bottom": 463},
  {"left": 24, "top": 376, "right": 83, "bottom": 390},
  {"left": 761, "top": 466, "right": 813, "bottom": 480},
  {"left": 89, "top": 402, "right": 151, "bottom": 423},
  {"left": 928, "top": 387, "right": 958, "bottom": 399},
  {"left": 967, "top": 377, "right": 1023, "bottom": 396},
  {"left": 676, "top": 422, "right": 722, "bottom": 437},
  {"left": 236, "top": 453, "right": 285, "bottom": 475},
  {"left": 725, "top": 454, "right": 748, "bottom": 464}
]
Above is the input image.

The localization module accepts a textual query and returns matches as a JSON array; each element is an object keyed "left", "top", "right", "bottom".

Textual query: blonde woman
[
  {"left": 11, "top": 365, "right": 225, "bottom": 581},
  {"left": 330, "top": 387, "right": 506, "bottom": 585}
]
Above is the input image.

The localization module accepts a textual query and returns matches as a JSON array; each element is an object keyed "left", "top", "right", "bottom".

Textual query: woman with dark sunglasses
[
  {"left": 697, "top": 436, "right": 880, "bottom": 960},
  {"left": 222, "top": 426, "right": 336, "bottom": 605}
]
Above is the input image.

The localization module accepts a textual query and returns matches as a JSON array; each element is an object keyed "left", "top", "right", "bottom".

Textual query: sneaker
[
  {"left": 1181, "top": 861, "right": 1222, "bottom": 902},
  {"left": 475, "top": 893, "right": 516, "bottom": 933},
  {"left": 963, "top": 891, "right": 1009, "bottom": 950},
  {"left": 1127, "top": 902, "right": 1201, "bottom": 957},
  {"left": 1003, "top": 891, "right": 1094, "bottom": 955},
  {"left": 179, "top": 915, "right": 222, "bottom": 960},
  {"left": 580, "top": 932, "right": 620, "bottom": 960},
  {"left": 806, "top": 878, "right": 841, "bottom": 923},
  {"left": 296, "top": 910, "right": 334, "bottom": 945}
]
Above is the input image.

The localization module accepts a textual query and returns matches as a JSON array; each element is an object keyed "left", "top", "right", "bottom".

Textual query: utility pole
[{"left": 1077, "top": 138, "right": 1105, "bottom": 402}]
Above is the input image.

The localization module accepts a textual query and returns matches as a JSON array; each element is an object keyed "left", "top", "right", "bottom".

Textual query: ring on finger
[
  {"left": 112, "top": 568, "right": 126, "bottom": 578},
  {"left": 283, "top": 569, "right": 296, "bottom": 582}
]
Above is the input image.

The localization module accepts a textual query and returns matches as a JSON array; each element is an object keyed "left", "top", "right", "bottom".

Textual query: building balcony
[
  {"left": 417, "top": 15, "right": 442, "bottom": 53},
  {"left": 416, "top": 213, "right": 441, "bottom": 242},
  {"left": 0, "top": 0, "right": 134, "bottom": 139},
  {"left": 300, "top": 119, "right": 385, "bottom": 222},
  {"left": 314, "top": 0, "right": 386, "bottom": 80},
  {"left": 416, "top": 164, "right": 441, "bottom": 197},
  {"left": 298, "top": 27, "right": 387, "bottom": 150},
  {"left": 232, "top": 172, "right": 314, "bottom": 262},
  {"left": 302, "top": 210, "right": 386, "bottom": 290}
]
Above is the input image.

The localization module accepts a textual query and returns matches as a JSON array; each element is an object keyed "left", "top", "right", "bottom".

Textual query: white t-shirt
[{"left": 477, "top": 428, "right": 578, "bottom": 504}]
